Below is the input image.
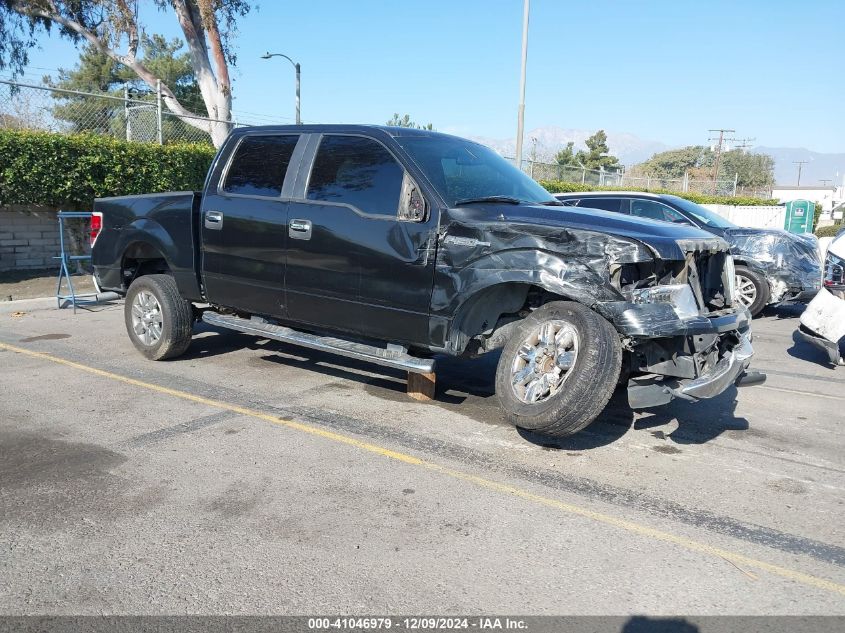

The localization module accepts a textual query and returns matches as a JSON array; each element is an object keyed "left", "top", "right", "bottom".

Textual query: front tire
[
  {"left": 124, "top": 274, "right": 193, "bottom": 360},
  {"left": 734, "top": 265, "right": 769, "bottom": 317},
  {"left": 495, "top": 301, "right": 622, "bottom": 438}
]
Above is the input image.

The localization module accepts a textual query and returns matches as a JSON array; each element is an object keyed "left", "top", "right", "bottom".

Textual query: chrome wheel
[
  {"left": 510, "top": 319, "right": 579, "bottom": 404},
  {"left": 735, "top": 274, "right": 757, "bottom": 308},
  {"left": 131, "top": 290, "right": 163, "bottom": 346}
]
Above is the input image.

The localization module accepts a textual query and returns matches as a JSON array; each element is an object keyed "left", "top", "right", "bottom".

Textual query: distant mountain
[
  {"left": 470, "top": 127, "right": 845, "bottom": 185},
  {"left": 753, "top": 147, "right": 845, "bottom": 187},
  {"left": 470, "top": 125, "right": 669, "bottom": 166}
]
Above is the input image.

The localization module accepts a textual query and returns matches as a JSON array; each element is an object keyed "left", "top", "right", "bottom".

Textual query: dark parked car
[
  {"left": 554, "top": 192, "right": 821, "bottom": 316},
  {"left": 91, "top": 126, "right": 763, "bottom": 439}
]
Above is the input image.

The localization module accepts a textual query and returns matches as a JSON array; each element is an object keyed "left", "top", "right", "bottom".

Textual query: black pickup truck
[{"left": 91, "top": 125, "right": 764, "bottom": 438}]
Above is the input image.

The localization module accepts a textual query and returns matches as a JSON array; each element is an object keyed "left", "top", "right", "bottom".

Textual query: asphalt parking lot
[{"left": 0, "top": 298, "right": 843, "bottom": 615}]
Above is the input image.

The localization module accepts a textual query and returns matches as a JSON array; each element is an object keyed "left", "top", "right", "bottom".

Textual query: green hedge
[
  {"left": 538, "top": 179, "right": 779, "bottom": 207},
  {"left": 815, "top": 223, "right": 844, "bottom": 238},
  {"left": 0, "top": 129, "right": 216, "bottom": 209}
]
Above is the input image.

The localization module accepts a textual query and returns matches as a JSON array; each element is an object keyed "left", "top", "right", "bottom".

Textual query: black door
[
  {"left": 284, "top": 134, "right": 438, "bottom": 346},
  {"left": 201, "top": 133, "right": 301, "bottom": 317}
]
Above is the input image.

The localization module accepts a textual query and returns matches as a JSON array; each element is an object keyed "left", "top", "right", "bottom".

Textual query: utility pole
[
  {"left": 793, "top": 160, "right": 808, "bottom": 186},
  {"left": 708, "top": 128, "right": 736, "bottom": 194},
  {"left": 514, "top": 0, "right": 530, "bottom": 169}
]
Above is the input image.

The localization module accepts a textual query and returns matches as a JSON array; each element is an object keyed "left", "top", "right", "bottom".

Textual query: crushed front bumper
[
  {"left": 798, "top": 288, "right": 845, "bottom": 366},
  {"left": 627, "top": 333, "right": 764, "bottom": 408}
]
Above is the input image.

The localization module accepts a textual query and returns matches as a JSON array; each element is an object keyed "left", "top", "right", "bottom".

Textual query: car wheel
[
  {"left": 124, "top": 274, "right": 193, "bottom": 360},
  {"left": 495, "top": 300, "right": 622, "bottom": 438},
  {"left": 734, "top": 265, "right": 769, "bottom": 317}
]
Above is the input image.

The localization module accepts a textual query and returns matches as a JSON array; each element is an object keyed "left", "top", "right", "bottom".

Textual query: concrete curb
[{"left": 0, "top": 293, "right": 121, "bottom": 314}]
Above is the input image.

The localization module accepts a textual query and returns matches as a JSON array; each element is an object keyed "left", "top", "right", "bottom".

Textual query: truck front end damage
[
  {"left": 597, "top": 238, "right": 765, "bottom": 408},
  {"left": 436, "top": 204, "right": 764, "bottom": 411},
  {"left": 798, "top": 235, "right": 845, "bottom": 366}
]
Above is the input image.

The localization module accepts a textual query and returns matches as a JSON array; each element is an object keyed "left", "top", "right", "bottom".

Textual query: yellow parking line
[{"left": 2, "top": 340, "right": 844, "bottom": 598}]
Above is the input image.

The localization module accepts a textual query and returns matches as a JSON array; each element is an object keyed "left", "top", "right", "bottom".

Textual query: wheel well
[
  {"left": 121, "top": 242, "right": 170, "bottom": 289},
  {"left": 451, "top": 283, "right": 580, "bottom": 355}
]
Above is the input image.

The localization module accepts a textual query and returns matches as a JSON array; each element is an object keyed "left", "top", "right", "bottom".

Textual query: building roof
[{"left": 772, "top": 185, "right": 835, "bottom": 191}]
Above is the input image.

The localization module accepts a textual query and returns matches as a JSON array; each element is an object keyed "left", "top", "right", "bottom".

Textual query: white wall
[
  {"left": 772, "top": 187, "right": 843, "bottom": 213},
  {"left": 700, "top": 204, "right": 786, "bottom": 230}
]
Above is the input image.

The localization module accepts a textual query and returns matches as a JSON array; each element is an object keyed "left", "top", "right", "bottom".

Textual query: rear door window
[
  {"left": 579, "top": 198, "right": 623, "bottom": 213},
  {"left": 307, "top": 135, "right": 404, "bottom": 217},
  {"left": 222, "top": 135, "right": 300, "bottom": 197}
]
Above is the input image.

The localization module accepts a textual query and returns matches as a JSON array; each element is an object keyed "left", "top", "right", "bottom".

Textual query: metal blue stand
[{"left": 55, "top": 211, "right": 99, "bottom": 313}]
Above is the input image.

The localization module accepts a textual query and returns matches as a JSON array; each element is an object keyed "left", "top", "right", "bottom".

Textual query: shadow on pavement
[
  {"left": 519, "top": 387, "right": 749, "bottom": 451},
  {"left": 786, "top": 328, "right": 842, "bottom": 368},
  {"left": 184, "top": 327, "right": 751, "bottom": 450}
]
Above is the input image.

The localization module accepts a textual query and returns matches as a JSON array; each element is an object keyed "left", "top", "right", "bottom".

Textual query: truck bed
[{"left": 91, "top": 191, "right": 203, "bottom": 301}]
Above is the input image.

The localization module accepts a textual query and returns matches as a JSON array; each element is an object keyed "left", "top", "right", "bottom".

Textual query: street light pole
[
  {"left": 261, "top": 52, "right": 301, "bottom": 124},
  {"left": 514, "top": 0, "right": 530, "bottom": 169}
]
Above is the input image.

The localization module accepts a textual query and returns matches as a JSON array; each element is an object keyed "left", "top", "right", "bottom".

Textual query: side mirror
[{"left": 398, "top": 173, "right": 427, "bottom": 222}]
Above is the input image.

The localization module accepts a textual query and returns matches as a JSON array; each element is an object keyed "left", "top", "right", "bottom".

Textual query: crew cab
[
  {"left": 91, "top": 126, "right": 764, "bottom": 438},
  {"left": 554, "top": 192, "right": 822, "bottom": 317}
]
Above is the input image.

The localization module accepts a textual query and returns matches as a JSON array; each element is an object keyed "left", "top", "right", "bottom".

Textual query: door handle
[
  {"left": 289, "top": 218, "right": 312, "bottom": 240},
  {"left": 205, "top": 210, "right": 223, "bottom": 230}
]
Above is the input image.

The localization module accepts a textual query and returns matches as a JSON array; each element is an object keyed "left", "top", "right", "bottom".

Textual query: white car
[{"left": 799, "top": 230, "right": 845, "bottom": 365}]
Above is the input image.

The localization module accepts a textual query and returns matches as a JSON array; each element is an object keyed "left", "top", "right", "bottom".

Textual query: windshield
[
  {"left": 668, "top": 196, "right": 737, "bottom": 229},
  {"left": 396, "top": 136, "right": 556, "bottom": 207}
]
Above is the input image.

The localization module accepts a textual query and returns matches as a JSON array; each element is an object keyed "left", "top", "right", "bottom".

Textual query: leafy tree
[
  {"left": 719, "top": 149, "right": 775, "bottom": 188},
  {"left": 575, "top": 130, "right": 619, "bottom": 171},
  {"left": 386, "top": 113, "right": 434, "bottom": 130},
  {"left": 1, "top": 1, "right": 253, "bottom": 146},
  {"left": 629, "top": 146, "right": 711, "bottom": 179},
  {"left": 554, "top": 142, "right": 580, "bottom": 167},
  {"left": 45, "top": 37, "right": 207, "bottom": 142},
  {"left": 631, "top": 145, "right": 774, "bottom": 188}
]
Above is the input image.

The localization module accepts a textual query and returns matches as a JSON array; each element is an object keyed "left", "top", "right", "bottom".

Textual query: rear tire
[
  {"left": 124, "top": 274, "right": 193, "bottom": 360},
  {"left": 495, "top": 301, "right": 622, "bottom": 438},
  {"left": 734, "top": 265, "right": 769, "bottom": 317}
]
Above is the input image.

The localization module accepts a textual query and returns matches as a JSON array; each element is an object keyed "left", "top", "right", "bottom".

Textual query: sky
[{"left": 9, "top": 0, "right": 845, "bottom": 153}]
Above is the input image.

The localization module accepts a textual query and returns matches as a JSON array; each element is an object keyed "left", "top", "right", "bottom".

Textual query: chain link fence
[
  {"left": 513, "top": 157, "right": 772, "bottom": 199},
  {"left": 0, "top": 79, "right": 254, "bottom": 145}
]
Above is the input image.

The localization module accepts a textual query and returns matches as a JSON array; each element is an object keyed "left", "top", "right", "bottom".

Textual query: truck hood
[{"left": 447, "top": 203, "right": 726, "bottom": 260}]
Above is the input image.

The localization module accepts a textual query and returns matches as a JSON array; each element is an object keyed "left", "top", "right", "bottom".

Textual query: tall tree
[
  {"left": 575, "top": 130, "right": 620, "bottom": 170},
  {"left": 554, "top": 141, "right": 580, "bottom": 167},
  {"left": 46, "top": 37, "right": 206, "bottom": 141},
  {"left": 386, "top": 113, "right": 434, "bottom": 130},
  {"left": 631, "top": 145, "right": 774, "bottom": 188},
  {"left": 1, "top": 1, "right": 252, "bottom": 146}
]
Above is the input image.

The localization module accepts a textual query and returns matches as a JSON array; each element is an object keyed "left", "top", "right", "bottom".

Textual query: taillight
[{"left": 90, "top": 212, "right": 103, "bottom": 247}]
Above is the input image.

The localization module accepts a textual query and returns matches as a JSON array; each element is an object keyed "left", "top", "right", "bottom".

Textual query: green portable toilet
[{"left": 783, "top": 200, "right": 814, "bottom": 234}]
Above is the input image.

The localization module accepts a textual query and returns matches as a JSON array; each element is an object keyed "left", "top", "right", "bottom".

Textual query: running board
[{"left": 201, "top": 312, "right": 436, "bottom": 374}]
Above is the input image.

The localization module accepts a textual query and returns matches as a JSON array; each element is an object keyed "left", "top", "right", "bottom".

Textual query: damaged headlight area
[
  {"left": 611, "top": 241, "right": 735, "bottom": 317},
  {"left": 625, "top": 284, "right": 700, "bottom": 319}
]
